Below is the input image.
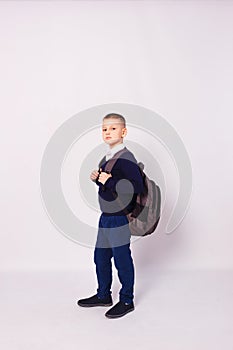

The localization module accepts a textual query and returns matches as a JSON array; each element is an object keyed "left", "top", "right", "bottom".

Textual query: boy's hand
[
  {"left": 90, "top": 169, "right": 99, "bottom": 182},
  {"left": 98, "top": 170, "right": 112, "bottom": 185}
]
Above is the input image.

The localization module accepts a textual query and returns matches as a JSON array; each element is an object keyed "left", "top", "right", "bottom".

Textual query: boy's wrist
[
  {"left": 98, "top": 172, "right": 112, "bottom": 185},
  {"left": 103, "top": 176, "right": 115, "bottom": 189}
]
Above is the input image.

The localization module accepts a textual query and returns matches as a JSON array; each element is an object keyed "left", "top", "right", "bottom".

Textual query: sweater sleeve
[
  {"left": 121, "top": 157, "right": 144, "bottom": 194},
  {"left": 95, "top": 178, "right": 102, "bottom": 186},
  {"left": 104, "top": 157, "right": 144, "bottom": 194}
]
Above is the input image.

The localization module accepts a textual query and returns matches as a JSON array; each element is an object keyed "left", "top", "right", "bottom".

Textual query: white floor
[{"left": 1, "top": 269, "right": 233, "bottom": 350}]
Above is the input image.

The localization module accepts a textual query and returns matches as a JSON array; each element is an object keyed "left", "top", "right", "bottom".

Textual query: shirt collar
[{"left": 105, "top": 143, "right": 125, "bottom": 160}]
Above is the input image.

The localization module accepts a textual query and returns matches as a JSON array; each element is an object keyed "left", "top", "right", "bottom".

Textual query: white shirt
[{"left": 105, "top": 142, "right": 125, "bottom": 161}]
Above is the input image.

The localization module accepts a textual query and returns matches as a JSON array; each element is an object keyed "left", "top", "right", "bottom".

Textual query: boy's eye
[{"left": 102, "top": 127, "right": 116, "bottom": 131}]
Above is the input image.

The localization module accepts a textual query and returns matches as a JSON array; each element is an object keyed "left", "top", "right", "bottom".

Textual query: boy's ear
[{"left": 122, "top": 127, "right": 127, "bottom": 137}]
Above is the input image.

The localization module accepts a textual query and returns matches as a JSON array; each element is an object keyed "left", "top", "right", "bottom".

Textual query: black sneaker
[
  {"left": 105, "top": 301, "right": 134, "bottom": 318},
  {"left": 77, "top": 294, "right": 113, "bottom": 307}
]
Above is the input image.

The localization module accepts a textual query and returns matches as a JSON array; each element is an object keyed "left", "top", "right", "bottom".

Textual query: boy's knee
[{"left": 94, "top": 247, "right": 112, "bottom": 264}]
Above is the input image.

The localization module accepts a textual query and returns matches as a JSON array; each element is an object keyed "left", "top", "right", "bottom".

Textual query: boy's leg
[
  {"left": 94, "top": 247, "right": 113, "bottom": 299},
  {"left": 112, "top": 243, "right": 135, "bottom": 304},
  {"left": 109, "top": 215, "right": 135, "bottom": 304},
  {"left": 94, "top": 214, "right": 113, "bottom": 299}
]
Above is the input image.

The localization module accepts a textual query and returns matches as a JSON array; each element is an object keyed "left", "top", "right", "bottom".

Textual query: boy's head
[{"left": 102, "top": 113, "right": 127, "bottom": 148}]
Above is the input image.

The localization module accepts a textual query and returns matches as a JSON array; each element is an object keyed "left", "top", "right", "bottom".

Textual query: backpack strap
[
  {"left": 98, "top": 156, "right": 106, "bottom": 169},
  {"left": 100, "top": 147, "right": 128, "bottom": 192},
  {"left": 103, "top": 147, "right": 133, "bottom": 216},
  {"left": 104, "top": 147, "right": 128, "bottom": 173}
]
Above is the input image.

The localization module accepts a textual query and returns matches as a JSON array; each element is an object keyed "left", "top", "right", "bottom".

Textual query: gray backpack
[{"left": 98, "top": 147, "right": 161, "bottom": 237}]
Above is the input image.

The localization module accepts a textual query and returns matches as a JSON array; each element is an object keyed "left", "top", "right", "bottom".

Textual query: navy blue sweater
[{"left": 95, "top": 148, "right": 144, "bottom": 216}]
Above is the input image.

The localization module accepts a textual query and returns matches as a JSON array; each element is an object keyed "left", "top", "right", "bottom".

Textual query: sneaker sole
[
  {"left": 105, "top": 307, "right": 134, "bottom": 318},
  {"left": 77, "top": 302, "right": 113, "bottom": 307}
]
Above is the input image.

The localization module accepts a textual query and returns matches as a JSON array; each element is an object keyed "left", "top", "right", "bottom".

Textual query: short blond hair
[{"left": 103, "top": 113, "right": 126, "bottom": 128}]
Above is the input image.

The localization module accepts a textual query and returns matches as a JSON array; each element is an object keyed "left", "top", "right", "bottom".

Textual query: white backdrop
[
  {"left": 1, "top": 0, "right": 232, "bottom": 272},
  {"left": 1, "top": 1, "right": 233, "bottom": 349}
]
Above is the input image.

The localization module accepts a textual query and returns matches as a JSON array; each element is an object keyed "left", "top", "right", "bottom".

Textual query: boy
[{"left": 77, "top": 113, "right": 144, "bottom": 318}]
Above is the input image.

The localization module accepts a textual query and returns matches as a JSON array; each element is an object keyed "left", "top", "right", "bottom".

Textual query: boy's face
[{"left": 102, "top": 118, "right": 127, "bottom": 148}]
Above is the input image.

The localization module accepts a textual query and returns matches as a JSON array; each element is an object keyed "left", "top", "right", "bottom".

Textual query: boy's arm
[
  {"left": 94, "top": 157, "right": 107, "bottom": 186},
  {"left": 94, "top": 170, "right": 101, "bottom": 186},
  {"left": 103, "top": 158, "right": 144, "bottom": 194}
]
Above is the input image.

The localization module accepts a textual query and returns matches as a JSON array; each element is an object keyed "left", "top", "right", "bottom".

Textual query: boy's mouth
[{"left": 106, "top": 137, "right": 112, "bottom": 139}]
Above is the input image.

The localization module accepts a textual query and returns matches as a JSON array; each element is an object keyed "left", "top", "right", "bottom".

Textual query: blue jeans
[{"left": 94, "top": 213, "right": 135, "bottom": 304}]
